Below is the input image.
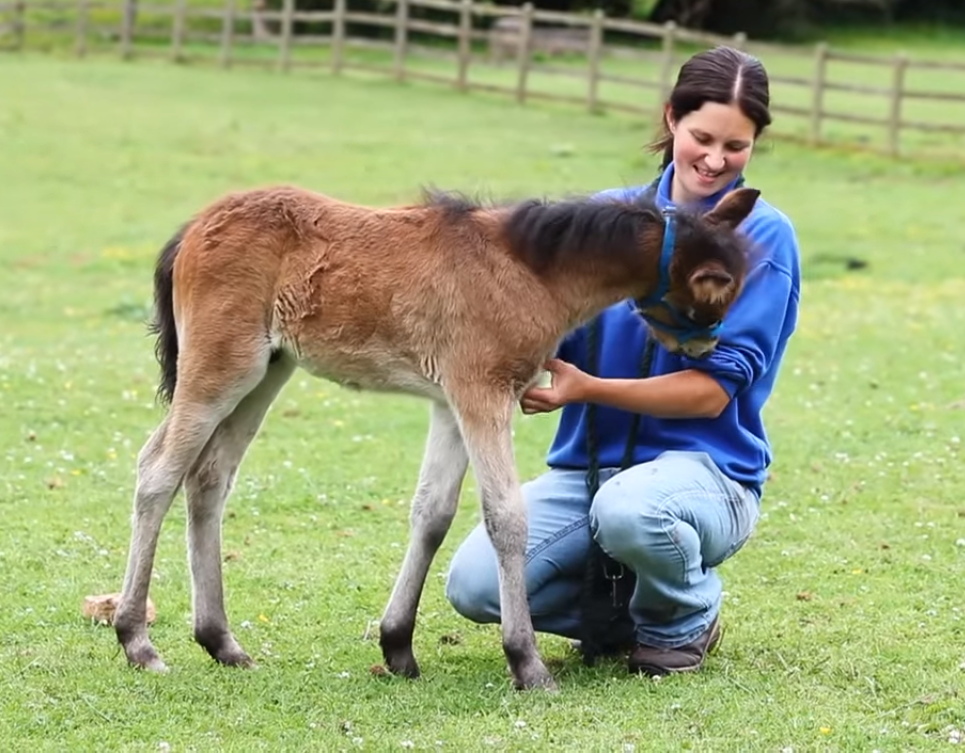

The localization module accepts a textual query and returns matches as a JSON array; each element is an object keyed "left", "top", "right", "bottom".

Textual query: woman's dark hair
[{"left": 649, "top": 45, "right": 772, "bottom": 169}]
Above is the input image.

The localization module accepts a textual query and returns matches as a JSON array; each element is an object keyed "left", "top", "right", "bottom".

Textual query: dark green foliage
[
  {"left": 648, "top": 0, "right": 964, "bottom": 39},
  {"left": 255, "top": 0, "right": 963, "bottom": 42}
]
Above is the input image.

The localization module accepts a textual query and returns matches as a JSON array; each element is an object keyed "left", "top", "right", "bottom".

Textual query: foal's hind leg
[
  {"left": 114, "top": 402, "right": 239, "bottom": 671},
  {"left": 452, "top": 389, "right": 556, "bottom": 691},
  {"left": 184, "top": 355, "right": 296, "bottom": 667},
  {"left": 380, "top": 401, "right": 468, "bottom": 678},
  {"left": 114, "top": 353, "right": 272, "bottom": 671}
]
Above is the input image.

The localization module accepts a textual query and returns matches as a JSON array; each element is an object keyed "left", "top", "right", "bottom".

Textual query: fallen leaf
[{"left": 796, "top": 591, "right": 813, "bottom": 601}]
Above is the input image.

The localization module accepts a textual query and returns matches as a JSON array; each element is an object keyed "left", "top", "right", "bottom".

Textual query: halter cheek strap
[{"left": 631, "top": 208, "right": 724, "bottom": 344}]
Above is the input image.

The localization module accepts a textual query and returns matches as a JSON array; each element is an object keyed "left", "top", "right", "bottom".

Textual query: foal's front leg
[
  {"left": 455, "top": 394, "right": 556, "bottom": 691},
  {"left": 380, "top": 401, "right": 469, "bottom": 678}
]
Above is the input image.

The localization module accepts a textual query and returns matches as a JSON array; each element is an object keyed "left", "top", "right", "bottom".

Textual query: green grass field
[{"left": 1, "top": 54, "right": 964, "bottom": 751}]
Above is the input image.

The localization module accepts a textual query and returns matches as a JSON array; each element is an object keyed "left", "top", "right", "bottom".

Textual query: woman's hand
[{"left": 520, "top": 359, "right": 592, "bottom": 414}]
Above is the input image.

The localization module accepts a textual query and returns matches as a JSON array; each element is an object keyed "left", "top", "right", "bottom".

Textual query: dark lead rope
[{"left": 578, "top": 318, "right": 655, "bottom": 666}]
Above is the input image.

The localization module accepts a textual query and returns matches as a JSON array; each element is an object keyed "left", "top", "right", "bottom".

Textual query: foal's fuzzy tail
[{"left": 148, "top": 224, "right": 187, "bottom": 406}]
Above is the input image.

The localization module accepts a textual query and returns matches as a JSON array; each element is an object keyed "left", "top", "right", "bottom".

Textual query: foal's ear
[
  {"left": 688, "top": 263, "right": 736, "bottom": 306},
  {"left": 703, "top": 187, "right": 761, "bottom": 229}
]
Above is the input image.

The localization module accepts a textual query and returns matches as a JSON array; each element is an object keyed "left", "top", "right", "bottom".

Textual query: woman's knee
[
  {"left": 444, "top": 527, "right": 501, "bottom": 624},
  {"left": 590, "top": 475, "right": 672, "bottom": 560}
]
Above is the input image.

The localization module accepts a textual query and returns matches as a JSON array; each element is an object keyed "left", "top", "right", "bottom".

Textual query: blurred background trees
[{"left": 255, "top": 0, "right": 963, "bottom": 40}]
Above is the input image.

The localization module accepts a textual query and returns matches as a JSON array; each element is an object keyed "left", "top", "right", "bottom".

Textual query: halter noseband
[{"left": 630, "top": 207, "right": 724, "bottom": 345}]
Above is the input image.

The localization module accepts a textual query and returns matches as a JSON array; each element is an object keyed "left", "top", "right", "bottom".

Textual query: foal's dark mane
[{"left": 422, "top": 187, "right": 666, "bottom": 275}]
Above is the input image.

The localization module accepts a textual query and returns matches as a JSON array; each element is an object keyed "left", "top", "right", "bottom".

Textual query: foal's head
[{"left": 634, "top": 187, "right": 759, "bottom": 358}]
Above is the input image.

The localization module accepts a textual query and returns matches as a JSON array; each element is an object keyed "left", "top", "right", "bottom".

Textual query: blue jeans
[{"left": 445, "top": 450, "right": 761, "bottom": 648}]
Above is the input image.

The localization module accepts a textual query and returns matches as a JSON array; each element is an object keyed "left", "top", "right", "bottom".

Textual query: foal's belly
[{"left": 293, "top": 345, "right": 446, "bottom": 402}]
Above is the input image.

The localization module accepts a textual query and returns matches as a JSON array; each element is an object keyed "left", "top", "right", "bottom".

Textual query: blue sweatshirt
[{"left": 545, "top": 165, "right": 802, "bottom": 496}]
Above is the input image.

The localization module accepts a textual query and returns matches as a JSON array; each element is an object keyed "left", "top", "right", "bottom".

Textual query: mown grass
[
  {"left": 1, "top": 55, "right": 964, "bottom": 751},
  {"left": 7, "top": 0, "right": 965, "bottom": 162}
]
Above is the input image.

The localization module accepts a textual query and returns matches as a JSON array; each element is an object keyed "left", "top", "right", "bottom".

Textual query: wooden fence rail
[{"left": 3, "top": 0, "right": 965, "bottom": 160}]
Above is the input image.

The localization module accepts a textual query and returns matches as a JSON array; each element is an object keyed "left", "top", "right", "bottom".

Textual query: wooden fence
[{"left": 3, "top": 0, "right": 965, "bottom": 160}]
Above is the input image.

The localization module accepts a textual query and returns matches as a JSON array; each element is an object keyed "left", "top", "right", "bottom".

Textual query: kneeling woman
[{"left": 445, "top": 44, "right": 802, "bottom": 677}]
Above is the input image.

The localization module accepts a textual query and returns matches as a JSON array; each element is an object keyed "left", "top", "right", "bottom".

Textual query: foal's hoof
[
  {"left": 122, "top": 640, "right": 168, "bottom": 673},
  {"left": 195, "top": 628, "right": 255, "bottom": 668},
  {"left": 214, "top": 649, "right": 257, "bottom": 669},
  {"left": 379, "top": 626, "right": 421, "bottom": 679},
  {"left": 383, "top": 648, "right": 421, "bottom": 679},
  {"left": 116, "top": 621, "right": 167, "bottom": 673},
  {"left": 144, "top": 657, "right": 169, "bottom": 673},
  {"left": 512, "top": 661, "right": 558, "bottom": 692},
  {"left": 133, "top": 653, "right": 169, "bottom": 673}
]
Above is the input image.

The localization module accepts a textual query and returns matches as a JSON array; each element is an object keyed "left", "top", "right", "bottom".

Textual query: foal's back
[{"left": 176, "top": 186, "right": 555, "bottom": 398}]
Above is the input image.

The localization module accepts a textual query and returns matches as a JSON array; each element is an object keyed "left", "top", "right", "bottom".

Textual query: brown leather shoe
[{"left": 627, "top": 617, "right": 723, "bottom": 677}]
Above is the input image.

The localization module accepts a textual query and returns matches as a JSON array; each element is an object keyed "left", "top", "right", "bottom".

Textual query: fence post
[
  {"left": 586, "top": 9, "right": 603, "bottom": 113},
  {"left": 12, "top": 0, "right": 24, "bottom": 50},
  {"left": 8, "top": 0, "right": 23, "bottom": 50},
  {"left": 456, "top": 0, "right": 472, "bottom": 91},
  {"left": 393, "top": 0, "right": 408, "bottom": 82},
  {"left": 278, "top": 0, "right": 294, "bottom": 71},
  {"left": 75, "top": 0, "right": 88, "bottom": 57},
  {"left": 120, "top": 0, "right": 135, "bottom": 59},
  {"left": 331, "top": 0, "right": 346, "bottom": 74},
  {"left": 887, "top": 52, "right": 908, "bottom": 157},
  {"left": 514, "top": 2, "right": 533, "bottom": 105},
  {"left": 171, "top": 0, "right": 187, "bottom": 62},
  {"left": 220, "top": 0, "right": 236, "bottom": 68},
  {"left": 809, "top": 42, "right": 828, "bottom": 146},
  {"left": 658, "top": 21, "right": 676, "bottom": 105}
]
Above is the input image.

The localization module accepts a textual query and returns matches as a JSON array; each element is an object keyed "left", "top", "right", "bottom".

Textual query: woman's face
[{"left": 667, "top": 101, "right": 757, "bottom": 205}]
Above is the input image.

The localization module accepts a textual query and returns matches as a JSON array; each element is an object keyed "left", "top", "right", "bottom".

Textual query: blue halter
[{"left": 631, "top": 208, "right": 724, "bottom": 344}]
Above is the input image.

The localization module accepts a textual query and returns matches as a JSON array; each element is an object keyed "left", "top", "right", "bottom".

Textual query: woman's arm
[
  {"left": 520, "top": 358, "right": 730, "bottom": 419},
  {"left": 581, "top": 368, "right": 730, "bottom": 419}
]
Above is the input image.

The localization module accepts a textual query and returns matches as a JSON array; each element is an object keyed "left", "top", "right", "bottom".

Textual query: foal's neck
[{"left": 535, "top": 205, "right": 667, "bottom": 330}]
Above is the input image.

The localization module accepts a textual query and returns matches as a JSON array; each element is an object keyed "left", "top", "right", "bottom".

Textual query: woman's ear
[{"left": 664, "top": 103, "right": 676, "bottom": 134}]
